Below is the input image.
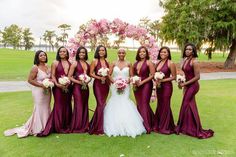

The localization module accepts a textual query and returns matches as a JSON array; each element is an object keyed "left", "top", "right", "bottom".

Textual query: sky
[{"left": 0, "top": 0, "right": 164, "bottom": 44}]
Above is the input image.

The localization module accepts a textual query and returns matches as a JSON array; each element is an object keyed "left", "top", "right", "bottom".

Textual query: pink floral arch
[{"left": 67, "top": 18, "right": 159, "bottom": 63}]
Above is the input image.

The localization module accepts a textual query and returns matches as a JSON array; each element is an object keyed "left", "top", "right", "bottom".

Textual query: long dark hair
[
  {"left": 34, "top": 50, "right": 48, "bottom": 65},
  {"left": 135, "top": 46, "right": 149, "bottom": 61},
  {"left": 76, "top": 46, "right": 88, "bottom": 61},
  {"left": 157, "top": 46, "right": 172, "bottom": 60},
  {"left": 183, "top": 43, "right": 198, "bottom": 58},
  {"left": 56, "top": 46, "right": 69, "bottom": 61},
  {"left": 94, "top": 45, "right": 107, "bottom": 59}
]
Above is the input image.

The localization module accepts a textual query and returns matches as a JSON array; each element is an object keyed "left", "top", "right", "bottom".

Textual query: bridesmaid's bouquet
[
  {"left": 78, "top": 74, "right": 91, "bottom": 90},
  {"left": 42, "top": 78, "right": 54, "bottom": 94},
  {"left": 114, "top": 78, "right": 128, "bottom": 94},
  {"left": 176, "top": 74, "right": 186, "bottom": 83},
  {"left": 58, "top": 76, "right": 70, "bottom": 93},
  {"left": 154, "top": 71, "right": 165, "bottom": 88},
  {"left": 98, "top": 67, "right": 109, "bottom": 84},
  {"left": 154, "top": 71, "right": 165, "bottom": 80},
  {"left": 130, "top": 75, "right": 141, "bottom": 91},
  {"left": 176, "top": 74, "right": 186, "bottom": 89}
]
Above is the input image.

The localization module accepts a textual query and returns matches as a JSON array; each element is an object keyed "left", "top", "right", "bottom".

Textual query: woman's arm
[
  {"left": 68, "top": 62, "right": 82, "bottom": 85},
  {"left": 180, "top": 59, "right": 200, "bottom": 87},
  {"left": 160, "top": 61, "right": 177, "bottom": 83},
  {"left": 108, "top": 61, "right": 115, "bottom": 83},
  {"left": 51, "top": 61, "right": 64, "bottom": 89},
  {"left": 28, "top": 66, "right": 45, "bottom": 88},
  {"left": 90, "top": 59, "right": 103, "bottom": 80}
]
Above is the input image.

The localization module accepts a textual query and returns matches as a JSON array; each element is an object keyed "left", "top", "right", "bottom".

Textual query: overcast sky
[{"left": 0, "top": 0, "right": 164, "bottom": 43}]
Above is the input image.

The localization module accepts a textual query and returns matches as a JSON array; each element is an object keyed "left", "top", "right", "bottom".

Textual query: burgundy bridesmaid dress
[
  {"left": 153, "top": 60, "right": 175, "bottom": 134},
  {"left": 70, "top": 61, "right": 90, "bottom": 133},
  {"left": 175, "top": 59, "right": 214, "bottom": 139},
  {"left": 133, "top": 60, "right": 154, "bottom": 134},
  {"left": 38, "top": 61, "right": 72, "bottom": 136},
  {"left": 89, "top": 59, "right": 109, "bottom": 135}
]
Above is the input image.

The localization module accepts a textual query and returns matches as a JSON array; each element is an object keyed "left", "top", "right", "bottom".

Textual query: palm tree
[
  {"left": 139, "top": 17, "right": 151, "bottom": 30},
  {"left": 149, "top": 20, "right": 160, "bottom": 43},
  {"left": 58, "top": 24, "right": 71, "bottom": 46},
  {"left": 43, "top": 30, "right": 56, "bottom": 52},
  {"left": 22, "top": 28, "right": 34, "bottom": 50}
]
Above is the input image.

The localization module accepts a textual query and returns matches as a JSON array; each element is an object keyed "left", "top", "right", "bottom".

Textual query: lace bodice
[{"left": 113, "top": 66, "right": 129, "bottom": 80}]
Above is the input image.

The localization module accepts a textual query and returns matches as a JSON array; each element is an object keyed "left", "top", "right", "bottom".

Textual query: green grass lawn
[
  {"left": 0, "top": 48, "right": 228, "bottom": 81},
  {"left": 0, "top": 79, "right": 235, "bottom": 157}
]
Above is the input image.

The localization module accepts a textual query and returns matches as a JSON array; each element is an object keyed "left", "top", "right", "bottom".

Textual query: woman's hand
[
  {"left": 100, "top": 76, "right": 106, "bottom": 82},
  {"left": 155, "top": 79, "right": 161, "bottom": 87},
  {"left": 136, "top": 80, "right": 143, "bottom": 87}
]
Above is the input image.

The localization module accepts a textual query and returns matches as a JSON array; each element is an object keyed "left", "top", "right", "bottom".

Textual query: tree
[
  {"left": 209, "top": 0, "right": 236, "bottom": 68},
  {"left": 1, "top": 24, "right": 22, "bottom": 49},
  {"left": 139, "top": 18, "right": 161, "bottom": 44},
  {"left": 160, "top": 0, "right": 236, "bottom": 68},
  {"left": 159, "top": 0, "right": 206, "bottom": 52},
  {"left": 22, "top": 28, "right": 34, "bottom": 50},
  {"left": 43, "top": 30, "right": 56, "bottom": 52},
  {"left": 0, "top": 30, "right": 2, "bottom": 44},
  {"left": 149, "top": 20, "right": 161, "bottom": 43},
  {"left": 139, "top": 17, "right": 151, "bottom": 30},
  {"left": 58, "top": 24, "right": 71, "bottom": 46}
]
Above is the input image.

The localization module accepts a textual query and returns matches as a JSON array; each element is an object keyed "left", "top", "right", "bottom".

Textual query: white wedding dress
[{"left": 104, "top": 66, "right": 146, "bottom": 138}]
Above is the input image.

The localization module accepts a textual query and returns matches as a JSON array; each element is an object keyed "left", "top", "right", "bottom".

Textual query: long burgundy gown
[
  {"left": 175, "top": 58, "right": 214, "bottom": 139},
  {"left": 38, "top": 61, "right": 72, "bottom": 137},
  {"left": 89, "top": 59, "right": 109, "bottom": 135},
  {"left": 153, "top": 60, "right": 175, "bottom": 134},
  {"left": 70, "top": 61, "right": 90, "bottom": 133},
  {"left": 133, "top": 60, "right": 154, "bottom": 134}
]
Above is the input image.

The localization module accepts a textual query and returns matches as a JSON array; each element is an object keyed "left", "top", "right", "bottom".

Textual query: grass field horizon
[{"left": 0, "top": 48, "right": 229, "bottom": 81}]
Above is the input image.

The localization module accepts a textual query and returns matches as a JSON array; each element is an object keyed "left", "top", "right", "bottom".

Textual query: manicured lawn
[
  {"left": 0, "top": 48, "right": 228, "bottom": 81},
  {"left": 0, "top": 79, "right": 235, "bottom": 157}
]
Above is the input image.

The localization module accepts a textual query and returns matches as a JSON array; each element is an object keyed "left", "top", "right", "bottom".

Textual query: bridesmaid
[
  {"left": 68, "top": 46, "right": 90, "bottom": 133},
  {"left": 38, "top": 46, "right": 72, "bottom": 137},
  {"left": 4, "top": 50, "right": 51, "bottom": 138},
  {"left": 89, "top": 45, "right": 110, "bottom": 135},
  {"left": 133, "top": 46, "right": 155, "bottom": 134},
  {"left": 175, "top": 43, "right": 214, "bottom": 139},
  {"left": 153, "top": 46, "right": 176, "bottom": 134}
]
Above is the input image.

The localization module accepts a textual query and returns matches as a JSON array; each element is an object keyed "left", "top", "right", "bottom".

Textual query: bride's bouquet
[
  {"left": 58, "top": 76, "right": 70, "bottom": 93},
  {"left": 78, "top": 73, "right": 91, "bottom": 90},
  {"left": 130, "top": 75, "right": 141, "bottom": 91},
  {"left": 154, "top": 71, "right": 165, "bottom": 88},
  {"left": 98, "top": 67, "right": 109, "bottom": 84},
  {"left": 114, "top": 78, "right": 128, "bottom": 94},
  {"left": 42, "top": 78, "right": 54, "bottom": 94}
]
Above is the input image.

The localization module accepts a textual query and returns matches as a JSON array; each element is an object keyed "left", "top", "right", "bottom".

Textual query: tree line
[{"left": 0, "top": 24, "right": 71, "bottom": 51}]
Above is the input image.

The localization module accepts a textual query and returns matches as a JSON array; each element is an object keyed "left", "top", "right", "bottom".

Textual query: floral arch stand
[{"left": 67, "top": 18, "right": 159, "bottom": 101}]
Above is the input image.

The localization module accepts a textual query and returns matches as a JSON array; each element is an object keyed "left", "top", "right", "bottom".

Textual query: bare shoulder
[
  {"left": 92, "top": 59, "right": 98, "bottom": 63},
  {"left": 147, "top": 60, "right": 154, "bottom": 66},
  {"left": 31, "top": 65, "right": 38, "bottom": 72},
  {"left": 52, "top": 60, "right": 59, "bottom": 66},
  {"left": 192, "top": 58, "right": 199, "bottom": 65},
  {"left": 105, "top": 59, "right": 110, "bottom": 64},
  {"left": 168, "top": 60, "right": 175, "bottom": 65},
  {"left": 86, "top": 61, "right": 91, "bottom": 65},
  {"left": 71, "top": 61, "right": 78, "bottom": 67}
]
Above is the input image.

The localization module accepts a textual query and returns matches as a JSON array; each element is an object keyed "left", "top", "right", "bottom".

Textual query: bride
[{"left": 104, "top": 48, "right": 146, "bottom": 138}]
